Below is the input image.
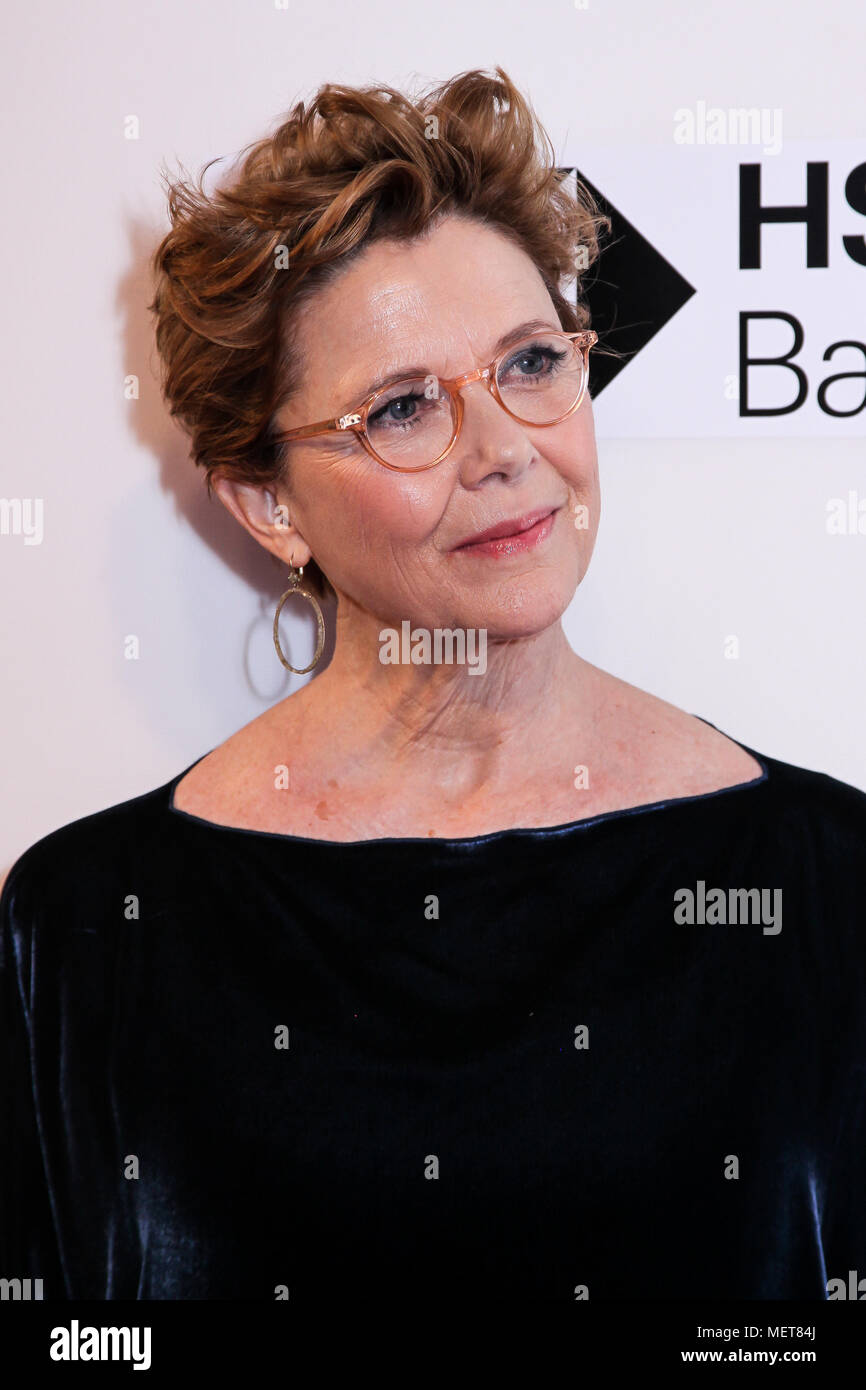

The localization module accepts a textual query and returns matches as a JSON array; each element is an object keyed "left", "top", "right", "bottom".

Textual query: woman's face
[{"left": 272, "top": 212, "right": 600, "bottom": 638}]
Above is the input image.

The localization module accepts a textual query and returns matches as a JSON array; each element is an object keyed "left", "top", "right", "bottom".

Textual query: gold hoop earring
[{"left": 273, "top": 564, "right": 326, "bottom": 674}]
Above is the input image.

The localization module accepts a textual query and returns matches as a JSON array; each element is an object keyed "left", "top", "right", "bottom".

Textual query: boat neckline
[{"left": 164, "top": 716, "right": 770, "bottom": 849}]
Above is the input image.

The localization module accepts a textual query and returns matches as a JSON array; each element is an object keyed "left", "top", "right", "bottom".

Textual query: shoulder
[
  {"left": 169, "top": 699, "right": 303, "bottom": 823},
  {"left": 715, "top": 741, "right": 866, "bottom": 969},
  {"left": 597, "top": 670, "right": 866, "bottom": 837},
  {"left": 0, "top": 769, "right": 184, "bottom": 945},
  {"left": 692, "top": 712, "right": 866, "bottom": 852},
  {"left": 591, "top": 674, "right": 765, "bottom": 798},
  {"left": 757, "top": 744, "right": 866, "bottom": 844}
]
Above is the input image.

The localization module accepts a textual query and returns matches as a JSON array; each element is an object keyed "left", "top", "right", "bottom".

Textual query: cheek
[
  {"left": 542, "top": 414, "right": 598, "bottom": 505},
  {"left": 333, "top": 470, "right": 449, "bottom": 556},
  {"left": 542, "top": 415, "right": 600, "bottom": 557}
]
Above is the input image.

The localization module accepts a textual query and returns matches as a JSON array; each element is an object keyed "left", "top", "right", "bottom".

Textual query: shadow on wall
[{"left": 115, "top": 214, "right": 338, "bottom": 707}]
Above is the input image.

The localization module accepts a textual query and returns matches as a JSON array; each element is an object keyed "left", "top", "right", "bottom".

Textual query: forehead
[{"left": 293, "top": 214, "right": 554, "bottom": 396}]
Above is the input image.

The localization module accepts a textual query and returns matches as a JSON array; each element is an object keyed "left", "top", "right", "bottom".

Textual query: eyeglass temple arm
[{"left": 273, "top": 412, "right": 362, "bottom": 445}]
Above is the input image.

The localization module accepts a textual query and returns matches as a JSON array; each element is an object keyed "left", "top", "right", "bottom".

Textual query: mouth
[{"left": 452, "top": 505, "right": 561, "bottom": 558}]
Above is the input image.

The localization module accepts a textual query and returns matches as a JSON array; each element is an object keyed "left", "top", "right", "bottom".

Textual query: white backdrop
[{"left": 1, "top": 0, "right": 864, "bottom": 871}]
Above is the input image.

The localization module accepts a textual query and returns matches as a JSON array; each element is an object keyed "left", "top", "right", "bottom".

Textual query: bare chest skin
[{"left": 171, "top": 683, "right": 764, "bottom": 842}]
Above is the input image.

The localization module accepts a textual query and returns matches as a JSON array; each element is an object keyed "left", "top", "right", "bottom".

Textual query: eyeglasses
[{"left": 270, "top": 328, "right": 598, "bottom": 473}]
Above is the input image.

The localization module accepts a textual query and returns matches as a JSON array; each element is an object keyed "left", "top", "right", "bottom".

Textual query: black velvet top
[{"left": 2, "top": 721, "right": 865, "bottom": 1302}]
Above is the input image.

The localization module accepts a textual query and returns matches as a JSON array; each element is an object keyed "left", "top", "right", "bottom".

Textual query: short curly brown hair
[{"left": 148, "top": 66, "right": 611, "bottom": 599}]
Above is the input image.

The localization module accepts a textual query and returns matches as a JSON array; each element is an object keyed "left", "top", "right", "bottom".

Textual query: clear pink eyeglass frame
[{"left": 270, "top": 328, "right": 598, "bottom": 474}]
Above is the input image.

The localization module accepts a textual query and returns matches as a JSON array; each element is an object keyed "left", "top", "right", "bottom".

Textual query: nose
[{"left": 451, "top": 377, "right": 537, "bottom": 488}]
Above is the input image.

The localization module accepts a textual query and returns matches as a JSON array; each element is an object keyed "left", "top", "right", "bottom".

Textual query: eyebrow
[{"left": 348, "top": 318, "right": 563, "bottom": 403}]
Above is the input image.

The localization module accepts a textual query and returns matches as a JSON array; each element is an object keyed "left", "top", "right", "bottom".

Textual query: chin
[{"left": 473, "top": 579, "right": 576, "bottom": 641}]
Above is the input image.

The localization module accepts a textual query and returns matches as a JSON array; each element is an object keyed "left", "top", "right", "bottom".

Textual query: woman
[{"left": 2, "top": 67, "right": 864, "bottom": 1302}]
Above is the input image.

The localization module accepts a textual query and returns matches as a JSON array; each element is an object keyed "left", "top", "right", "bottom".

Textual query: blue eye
[
  {"left": 369, "top": 392, "right": 425, "bottom": 428},
  {"left": 501, "top": 343, "right": 569, "bottom": 382}
]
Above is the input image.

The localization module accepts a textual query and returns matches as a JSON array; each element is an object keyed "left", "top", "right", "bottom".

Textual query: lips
[{"left": 453, "top": 506, "right": 559, "bottom": 550}]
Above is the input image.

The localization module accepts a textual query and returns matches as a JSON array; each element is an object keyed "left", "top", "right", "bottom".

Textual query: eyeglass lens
[{"left": 363, "top": 333, "right": 587, "bottom": 470}]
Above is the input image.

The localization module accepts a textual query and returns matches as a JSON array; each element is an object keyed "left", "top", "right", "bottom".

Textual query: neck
[{"left": 292, "top": 593, "right": 603, "bottom": 802}]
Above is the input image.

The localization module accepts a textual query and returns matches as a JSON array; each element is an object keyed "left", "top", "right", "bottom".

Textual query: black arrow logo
[{"left": 559, "top": 169, "right": 697, "bottom": 395}]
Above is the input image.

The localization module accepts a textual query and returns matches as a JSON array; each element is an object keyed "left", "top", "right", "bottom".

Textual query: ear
[{"left": 211, "top": 474, "right": 313, "bottom": 569}]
